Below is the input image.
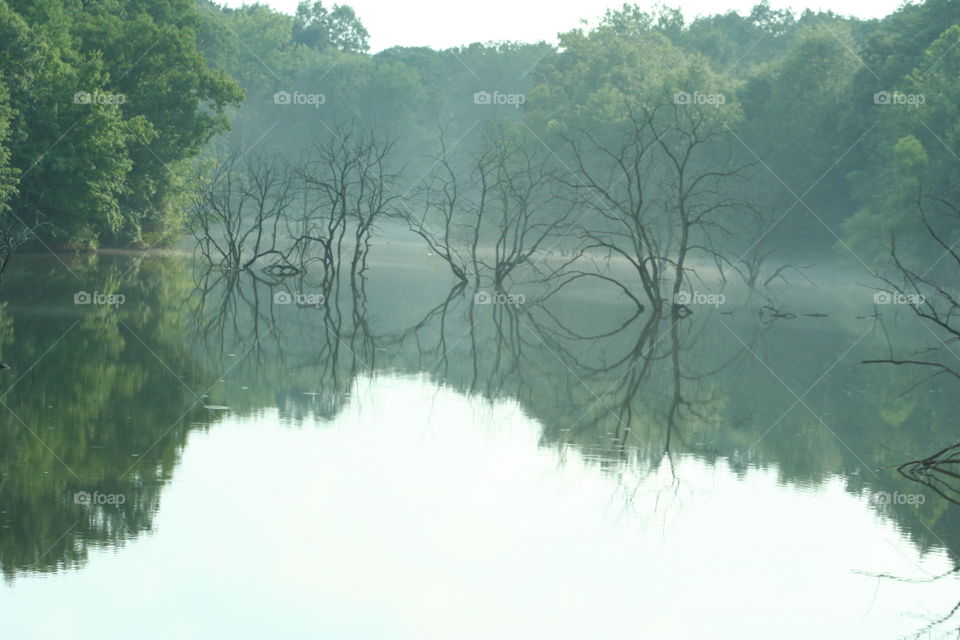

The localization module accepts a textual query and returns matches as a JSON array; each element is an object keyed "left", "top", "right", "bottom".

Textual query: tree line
[{"left": 0, "top": 0, "right": 956, "bottom": 264}]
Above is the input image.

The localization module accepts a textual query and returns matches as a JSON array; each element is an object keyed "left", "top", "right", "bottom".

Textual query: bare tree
[
  {"left": 480, "top": 123, "right": 574, "bottom": 290},
  {"left": 863, "top": 182, "right": 960, "bottom": 520},
  {"left": 404, "top": 122, "right": 574, "bottom": 292},
  {"left": 403, "top": 128, "right": 471, "bottom": 284},
  {"left": 864, "top": 192, "right": 960, "bottom": 382},
  {"left": 187, "top": 153, "right": 297, "bottom": 272},
  {"left": 293, "top": 124, "right": 400, "bottom": 288},
  {"left": 556, "top": 98, "right": 748, "bottom": 315}
]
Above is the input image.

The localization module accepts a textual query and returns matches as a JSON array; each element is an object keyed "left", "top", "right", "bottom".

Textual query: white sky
[{"left": 218, "top": 0, "right": 908, "bottom": 52}]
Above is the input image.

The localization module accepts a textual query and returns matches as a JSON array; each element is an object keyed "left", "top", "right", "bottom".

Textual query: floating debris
[{"left": 203, "top": 405, "right": 230, "bottom": 411}]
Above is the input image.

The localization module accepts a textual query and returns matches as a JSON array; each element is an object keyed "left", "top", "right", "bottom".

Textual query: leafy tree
[
  {"left": 737, "top": 22, "right": 862, "bottom": 249},
  {"left": 843, "top": 134, "right": 930, "bottom": 265},
  {"left": 0, "top": 78, "right": 16, "bottom": 215},
  {"left": 844, "top": 24, "right": 960, "bottom": 267},
  {"left": 72, "top": 0, "right": 243, "bottom": 245},
  {"left": 0, "top": 0, "right": 242, "bottom": 247},
  {"left": 0, "top": 0, "right": 132, "bottom": 247},
  {"left": 683, "top": 3, "right": 796, "bottom": 75},
  {"left": 198, "top": 2, "right": 301, "bottom": 95},
  {"left": 293, "top": 0, "right": 369, "bottom": 53}
]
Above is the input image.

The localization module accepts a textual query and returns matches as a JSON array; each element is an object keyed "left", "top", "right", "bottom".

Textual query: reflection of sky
[
  {"left": 3, "top": 374, "right": 956, "bottom": 639},
  {"left": 217, "top": 0, "right": 904, "bottom": 53}
]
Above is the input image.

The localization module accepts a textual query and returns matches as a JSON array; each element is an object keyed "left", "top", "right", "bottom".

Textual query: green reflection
[{"left": 0, "top": 252, "right": 956, "bottom": 584}]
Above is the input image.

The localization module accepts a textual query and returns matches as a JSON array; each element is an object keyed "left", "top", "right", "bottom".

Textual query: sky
[{"left": 218, "top": 0, "right": 908, "bottom": 53}]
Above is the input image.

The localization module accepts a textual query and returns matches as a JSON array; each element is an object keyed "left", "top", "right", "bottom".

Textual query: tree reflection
[
  {"left": 0, "top": 255, "right": 209, "bottom": 580},
  {"left": 0, "top": 252, "right": 957, "bottom": 589}
]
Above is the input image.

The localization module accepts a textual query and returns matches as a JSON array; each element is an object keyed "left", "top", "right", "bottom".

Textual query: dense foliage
[
  {"left": 0, "top": 0, "right": 241, "bottom": 248},
  {"left": 198, "top": 0, "right": 960, "bottom": 271},
  {"left": 0, "top": 0, "right": 958, "bottom": 266}
]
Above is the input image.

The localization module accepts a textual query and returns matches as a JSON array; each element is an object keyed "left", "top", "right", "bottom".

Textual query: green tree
[
  {"left": 844, "top": 25, "right": 960, "bottom": 268},
  {"left": 293, "top": 1, "right": 369, "bottom": 53},
  {"left": 0, "top": 78, "right": 17, "bottom": 215},
  {"left": 72, "top": 0, "right": 243, "bottom": 245},
  {"left": 842, "top": 134, "right": 929, "bottom": 265},
  {"left": 737, "top": 23, "right": 861, "bottom": 249},
  {"left": 0, "top": 0, "right": 242, "bottom": 247},
  {"left": 0, "top": 0, "right": 132, "bottom": 247}
]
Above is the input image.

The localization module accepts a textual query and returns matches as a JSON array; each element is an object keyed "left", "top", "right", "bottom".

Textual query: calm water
[{"left": 0, "top": 251, "right": 957, "bottom": 639}]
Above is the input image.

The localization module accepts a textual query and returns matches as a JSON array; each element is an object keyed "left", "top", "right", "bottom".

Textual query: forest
[{"left": 0, "top": 0, "right": 954, "bottom": 265}]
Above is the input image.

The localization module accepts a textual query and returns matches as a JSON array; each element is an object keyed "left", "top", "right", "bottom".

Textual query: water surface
[{"left": 0, "top": 253, "right": 957, "bottom": 638}]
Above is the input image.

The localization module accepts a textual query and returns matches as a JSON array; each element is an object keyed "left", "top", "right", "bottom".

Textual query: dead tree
[
  {"left": 557, "top": 97, "right": 748, "bottom": 315},
  {"left": 188, "top": 153, "right": 297, "bottom": 272},
  {"left": 481, "top": 123, "right": 574, "bottom": 290},
  {"left": 863, "top": 182, "right": 960, "bottom": 516},
  {"left": 404, "top": 128, "right": 471, "bottom": 285},
  {"left": 293, "top": 125, "right": 399, "bottom": 290},
  {"left": 405, "top": 122, "right": 574, "bottom": 292}
]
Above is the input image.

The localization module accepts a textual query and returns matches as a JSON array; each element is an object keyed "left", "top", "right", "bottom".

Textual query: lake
[{"left": 0, "top": 249, "right": 957, "bottom": 639}]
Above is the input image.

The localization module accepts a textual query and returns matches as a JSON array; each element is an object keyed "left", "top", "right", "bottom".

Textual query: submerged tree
[
  {"left": 404, "top": 122, "right": 574, "bottom": 291},
  {"left": 294, "top": 124, "right": 400, "bottom": 286},
  {"left": 863, "top": 150, "right": 960, "bottom": 518},
  {"left": 188, "top": 153, "right": 298, "bottom": 272},
  {"left": 530, "top": 23, "right": 747, "bottom": 314}
]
